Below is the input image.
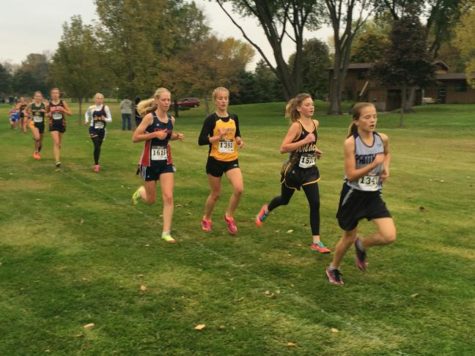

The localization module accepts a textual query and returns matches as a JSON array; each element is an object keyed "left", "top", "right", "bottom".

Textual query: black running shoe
[
  {"left": 355, "top": 238, "right": 367, "bottom": 271},
  {"left": 326, "top": 267, "right": 344, "bottom": 285}
]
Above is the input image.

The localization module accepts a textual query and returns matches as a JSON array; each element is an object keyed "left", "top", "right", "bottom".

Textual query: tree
[
  {"left": 50, "top": 16, "right": 106, "bottom": 122},
  {"left": 289, "top": 39, "right": 331, "bottom": 99},
  {"left": 325, "top": 0, "right": 376, "bottom": 114},
  {"left": 254, "top": 60, "right": 285, "bottom": 103},
  {"left": 372, "top": 12, "right": 434, "bottom": 126},
  {"left": 11, "top": 53, "right": 51, "bottom": 96},
  {"left": 0, "top": 64, "right": 12, "bottom": 96},
  {"left": 350, "top": 20, "right": 390, "bottom": 63},
  {"left": 376, "top": 0, "right": 467, "bottom": 58},
  {"left": 215, "top": 0, "right": 322, "bottom": 99},
  {"left": 375, "top": 0, "right": 468, "bottom": 109},
  {"left": 161, "top": 36, "right": 255, "bottom": 114},
  {"left": 453, "top": 5, "right": 475, "bottom": 87},
  {"left": 95, "top": 0, "right": 209, "bottom": 98}
]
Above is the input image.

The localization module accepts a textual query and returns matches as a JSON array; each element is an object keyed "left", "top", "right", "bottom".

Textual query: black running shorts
[
  {"left": 206, "top": 156, "right": 239, "bottom": 177},
  {"left": 336, "top": 182, "right": 391, "bottom": 231},
  {"left": 281, "top": 165, "right": 320, "bottom": 190}
]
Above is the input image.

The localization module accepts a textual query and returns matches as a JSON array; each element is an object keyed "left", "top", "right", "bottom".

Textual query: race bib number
[
  {"left": 358, "top": 175, "right": 380, "bottom": 190},
  {"left": 299, "top": 155, "right": 316, "bottom": 168},
  {"left": 33, "top": 115, "right": 43, "bottom": 123},
  {"left": 218, "top": 140, "right": 234, "bottom": 154},
  {"left": 52, "top": 112, "right": 63, "bottom": 120},
  {"left": 151, "top": 146, "right": 167, "bottom": 160},
  {"left": 94, "top": 121, "right": 105, "bottom": 129}
]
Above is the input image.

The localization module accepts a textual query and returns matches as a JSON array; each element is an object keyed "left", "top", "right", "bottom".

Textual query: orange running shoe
[
  {"left": 255, "top": 204, "right": 269, "bottom": 227},
  {"left": 310, "top": 241, "right": 331, "bottom": 254}
]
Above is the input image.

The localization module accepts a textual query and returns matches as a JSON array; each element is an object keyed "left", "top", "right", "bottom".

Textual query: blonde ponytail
[
  {"left": 285, "top": 93, "right": 312, "bottom": 122},
  {"left": 137, "top": 87, "right": 171, "bottom": 117},
  {"left": 137, "top": 98, "right": 156, "bottom": 117}
]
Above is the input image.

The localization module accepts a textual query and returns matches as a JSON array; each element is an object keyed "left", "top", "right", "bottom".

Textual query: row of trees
[
  {"left": 217, "top": 0, "right": 472, "bottom": 113},
  {"left": 2, "top": 0, "right": 473, "bottom": 117}
]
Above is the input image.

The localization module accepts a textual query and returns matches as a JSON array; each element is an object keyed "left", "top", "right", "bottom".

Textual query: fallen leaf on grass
[
  {"left": 330, "top": 328, "right": 339, "bottom": 333},
  {"left": 83, "top": 323, "right": 95, "bottom": 330},
  {"left": 287, "top": 342, "right": 297, "bottom": 347},
  {"left": 287, "top": 229, "right": 294, "bottom": 234},
  {"left": 411, "top": 293, "right": 419, "bottom": 298},
  {"left": 79, "top": 218, "right": 84, "bottom": 225},
  {"left": 194, "top": 324, "right": 206, "bottom": 331},
  {"left": 140, "top": 284, "right": 147, "bottom": 291},
  {"left": 264, "top": 290, "right": 275, "bottom": 298}
]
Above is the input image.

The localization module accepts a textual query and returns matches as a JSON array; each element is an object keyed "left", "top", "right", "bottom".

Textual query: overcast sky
[{"left": 0, "top": 0, "right": 331, "bottom": 69}]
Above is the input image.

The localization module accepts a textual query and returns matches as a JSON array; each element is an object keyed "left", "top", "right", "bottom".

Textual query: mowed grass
[{"left": 0, "top": 100, "right": 474, "bottom": 355}]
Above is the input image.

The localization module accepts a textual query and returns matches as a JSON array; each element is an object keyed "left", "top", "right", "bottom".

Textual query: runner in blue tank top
[
  {"left": 131, "top": 88, "right": 184, "bottom": 244},
  {"left": 326, "top": 102, "right": 396, "bottom": 286}
]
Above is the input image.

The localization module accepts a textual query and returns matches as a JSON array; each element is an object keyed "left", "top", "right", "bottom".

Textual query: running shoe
[
  {"left": 354, "top": 238, "right": 367, "bottom": 271},
  {"left": 161, "top": 232, "right": 176, "bottom": 244},
  {"left": 33, "top": 152, "right": 40, "bottom": 160},
  {"left": 310, "top": 241, "right": 331, "bottom": 254},
  {"left": 93, "top": 164, "right": 100, "bottom": 173},
  {"left": 131, "top": 187, "right": 142, "bottom": 206},
  {"left": 55, "top": 161, "right": 61, "bottom": 170},
  {"left": 255, "top": 204, "right": 269, "bottom": 227},
  {"left": 224, "top": 215, "right": 238, "bottom": 235},
  {"left": 201, "top": 218, "right": 212, "bottom": 232},
  {"left": 326, "top": 267, "right": 344, "bottom": 285}
]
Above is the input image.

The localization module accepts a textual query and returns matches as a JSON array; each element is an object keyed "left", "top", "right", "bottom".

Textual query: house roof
[
  {"left": 436, "top": 73, "right": 467, "bottom": 80},
  {"left": 346, "top": 63, "right": 373, "bottom": 69}
]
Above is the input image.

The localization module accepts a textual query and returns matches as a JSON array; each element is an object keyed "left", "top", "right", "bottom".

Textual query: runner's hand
[
  {"left": 315, "top": 148, "right": 322, "bottom": 159},
  {"left": 236, "top": 137, "right": 244, "bottom": 148}
]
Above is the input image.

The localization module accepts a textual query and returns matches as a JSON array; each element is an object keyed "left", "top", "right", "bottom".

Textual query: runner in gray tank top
[{"left": 326, "top": 102, "right": 396, "bottom": 286}]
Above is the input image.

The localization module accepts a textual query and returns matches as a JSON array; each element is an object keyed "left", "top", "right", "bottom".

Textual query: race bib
[
  {"left": 33, "top": 115, "right": 43, "bottom": 123},
  {"left": 358, "top": 175, "right": 380, "bottom": 191},
  {"left": 299, "top": 155, "right": 316, "bottom": 168},
  {"left": 52, "top": 112, "right": 63, "bottom": 120},
  {"left": 94, "top": 121, "right": 105, "bottom": 129},
  {"left": 218, "top": 140, "right": 234, "bottom": 153},
  {"left": 151, "top": 146, "right": 167, "bottom": 160}
]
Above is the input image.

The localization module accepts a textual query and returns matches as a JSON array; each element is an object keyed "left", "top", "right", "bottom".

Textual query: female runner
[
  {"left": 256, "top": 93, "right": 330, "bottom": 253},
  {"left": 84, "top": 93, "right": 112, "bottom": 172},
  {"left": 131, "top": 88, "right": 185, "bottom": 244}
]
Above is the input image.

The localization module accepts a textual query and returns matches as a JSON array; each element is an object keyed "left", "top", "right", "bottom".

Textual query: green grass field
[{"left": 0, "top": 101, "right": 474, "bottom": 355}]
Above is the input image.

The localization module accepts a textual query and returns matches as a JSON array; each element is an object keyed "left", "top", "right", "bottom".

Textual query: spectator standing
[{"left": 120, "top": 97, "right": 133, "bottom": 130}]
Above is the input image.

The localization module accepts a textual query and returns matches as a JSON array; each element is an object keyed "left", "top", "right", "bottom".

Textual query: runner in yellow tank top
[{"left": 198, "top": 87, "right": 244, "bottom": 235}]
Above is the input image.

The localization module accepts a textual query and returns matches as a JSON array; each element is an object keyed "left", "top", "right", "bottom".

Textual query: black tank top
[
  {"left": 91, "top": 105, "right": 107, "bottom": 130},
  {"left": 290, "top": 121, "right": 318, "bottom": 169},
  {"left": 31, "top": 102, "right": 45, "bottom": 123}
]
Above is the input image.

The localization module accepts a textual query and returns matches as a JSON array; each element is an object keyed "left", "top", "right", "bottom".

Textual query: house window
[
  {"left": 455, "top": 81, "right": 467, "bottom": 92},
  {"left": 357, "top": 71, "right": 366, "bottom": 80}
]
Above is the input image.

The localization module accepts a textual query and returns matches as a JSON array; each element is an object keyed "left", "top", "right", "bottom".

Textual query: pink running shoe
[
  {"left": 201, "top": 218, "right": 212, "bottom": 232},
  {"left": 224, "top": 215, "right": 238, "bottom": 235},
  {"left": 93, "top": 164, "right": 100, "bottom": 173}
]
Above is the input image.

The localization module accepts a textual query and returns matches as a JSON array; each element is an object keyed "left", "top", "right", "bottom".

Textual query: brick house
[{"left": 335, "top": 61, "right": 475, "bottom": 111}]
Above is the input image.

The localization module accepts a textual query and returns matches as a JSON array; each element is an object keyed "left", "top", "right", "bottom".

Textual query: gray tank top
[{"left": 346, "top": 132, "right": 384, "bottom": 191}]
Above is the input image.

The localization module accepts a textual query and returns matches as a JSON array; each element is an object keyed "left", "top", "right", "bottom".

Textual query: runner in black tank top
[
  {"left": 255, "top": 94, "right": 330, "bottom": 254},
  {"left": 26, "top": 91, "right": 47, "bottom": 160},
  {"left": 131, "top": 88, "right": 184, "bottom": 244},
  {"left": 85, "top": 93, "right": 112, "bottom": 172},
  {"left": 326, "top": 102, "right": 396, "bottom": 286},
  {"left": 46, "top": 88, "right": 72, "bottom": 169}
]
